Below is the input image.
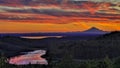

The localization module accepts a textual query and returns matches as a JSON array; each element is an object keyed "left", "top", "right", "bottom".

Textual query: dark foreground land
[
  {"left": 1, "top": 31, "right": 120, "bottom": 68},
  {"left": 1, "top": 54, "right": 120, "bottom": 68}
]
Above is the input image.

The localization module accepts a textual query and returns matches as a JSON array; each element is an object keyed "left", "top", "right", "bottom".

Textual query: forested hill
[
  {"left": 0, "top": 31, "right": 120, "bottom": 59},
  {"left": 97, "top": 31, "right": 120, "bottom": 40}
]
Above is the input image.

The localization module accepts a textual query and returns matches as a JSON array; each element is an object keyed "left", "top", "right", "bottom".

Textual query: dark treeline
[{"left": 1, "top": 52, "right": 120, "bottom": 68}]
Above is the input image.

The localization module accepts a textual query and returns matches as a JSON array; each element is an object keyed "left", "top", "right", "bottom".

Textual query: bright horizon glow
[{"left": 0, "top": 21, "right": 120, "bottom": 33}]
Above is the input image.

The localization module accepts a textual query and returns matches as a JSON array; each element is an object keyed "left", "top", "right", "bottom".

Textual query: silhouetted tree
[
  {"left": 103, "top": 56, "right": 113, "bottom": 68},
  {"left": 113, "top": 57, "right": 120, "bottom": 68},
  {"left": 0, "top": 53, "right": 7, "bottom": 68},
  {"left": 55, "top": 51, "right": 78, "bottom": 68}
]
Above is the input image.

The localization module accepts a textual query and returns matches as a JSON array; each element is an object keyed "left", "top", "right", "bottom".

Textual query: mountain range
[{"left": 0, "top": 27, "right": 107, "bottom": 37}]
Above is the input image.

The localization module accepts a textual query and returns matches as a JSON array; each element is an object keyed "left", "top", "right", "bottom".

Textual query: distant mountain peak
[{"left": 84, "top": 27, "right": 106, "bottom": 33}]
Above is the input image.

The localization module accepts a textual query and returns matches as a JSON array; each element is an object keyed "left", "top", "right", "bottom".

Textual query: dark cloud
[{"left": 0, "top": 0, "right": 119, "bottom": 21}]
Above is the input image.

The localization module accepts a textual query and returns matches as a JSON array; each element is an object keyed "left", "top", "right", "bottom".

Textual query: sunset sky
[{"left": 0, "top": 0, "right": 120, "bottom": 33}]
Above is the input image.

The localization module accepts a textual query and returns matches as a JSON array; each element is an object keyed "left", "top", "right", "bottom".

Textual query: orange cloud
[{"left": 0, "top": 1, "right": 120, "bottom": 33}]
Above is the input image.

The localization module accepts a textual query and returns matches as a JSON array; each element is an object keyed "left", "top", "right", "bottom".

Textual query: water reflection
[
  {"left": 21, "top": 36, "right": 62, "bottom": 39},
  {"left": 9, "top": 50, "right": 48, "bottom": 65}
]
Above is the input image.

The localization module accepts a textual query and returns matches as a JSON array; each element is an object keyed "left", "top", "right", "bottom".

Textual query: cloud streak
[{"left": 0, "top": 0, "right": 120, "bottom": 32}]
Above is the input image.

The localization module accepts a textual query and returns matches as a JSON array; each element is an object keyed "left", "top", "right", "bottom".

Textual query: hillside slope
[{"left": 0, "top": 31, "right": 120, "bottom": 59}]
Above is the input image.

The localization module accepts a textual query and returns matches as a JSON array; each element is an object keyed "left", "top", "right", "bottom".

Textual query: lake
[
  {"left": 21, "top": 36, "right": 62, "bottom": 39},
  {"left": 9, "top": 50, "right": 48, "bottom": 65}
]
